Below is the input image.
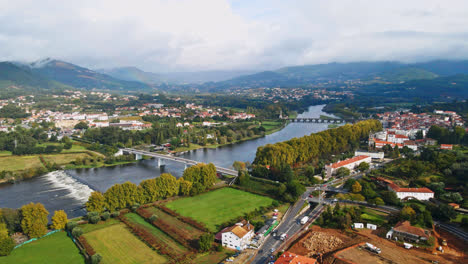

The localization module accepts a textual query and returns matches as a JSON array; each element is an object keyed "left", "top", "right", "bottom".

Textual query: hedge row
[
  {"left": 155, "top": 204, "right": 210, "bottom": 233},
  {"left": 77, "top": 236, "right": 96, "bottom": 257}
]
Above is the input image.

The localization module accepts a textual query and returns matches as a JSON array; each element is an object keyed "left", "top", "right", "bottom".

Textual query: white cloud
[{"left": 0, "top": 0, "right": 467, "bottom": 71}]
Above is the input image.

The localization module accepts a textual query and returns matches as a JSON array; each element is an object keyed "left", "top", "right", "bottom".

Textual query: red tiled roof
[
  {"left": 275, "top": 252, "right": 317, "bottom": 264},
  {"left": 329, "top": 155, "right": 370, "bottom": 169},
  {"left": 388, "top": 183, "right": 434, "bottom": 193},
  {"left": 394, "top": 134, "right": 409, "bottom": 138},
  {"left": 394, "top": 221, "right": 429, "bottom": 239}
]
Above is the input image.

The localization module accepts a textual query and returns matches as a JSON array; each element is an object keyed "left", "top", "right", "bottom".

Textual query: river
[{"left": 0, "top": 105, "right": 337, "bottom": 217}]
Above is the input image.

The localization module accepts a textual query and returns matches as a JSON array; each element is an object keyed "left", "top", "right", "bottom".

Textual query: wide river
[{"left": 0, "top": 105, "right": 337, "bottom": 217}]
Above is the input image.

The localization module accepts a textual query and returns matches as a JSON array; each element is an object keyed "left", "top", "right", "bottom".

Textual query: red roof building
[
  {"left": 440, "top": 144, "right": 453, "bottom": 150},
  {"left": 275, "top": 252, "right": 317, "bottom": 264}
]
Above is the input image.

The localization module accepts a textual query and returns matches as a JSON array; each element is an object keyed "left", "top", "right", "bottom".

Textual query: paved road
[
  {"left": 252, "top": 189, "right": 324, "bottom": 264},
  {"left": 435, "top": 221, "right": 468, "bottom": 241}
]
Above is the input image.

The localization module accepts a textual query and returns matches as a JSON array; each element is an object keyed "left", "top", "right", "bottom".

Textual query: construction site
[{"left": 285, "top": 225, "right": 467, "bottom": 264}]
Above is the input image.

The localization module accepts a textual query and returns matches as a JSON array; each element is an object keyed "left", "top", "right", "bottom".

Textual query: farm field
[
  {"left": 0, "top": 231, "right": 84, "bottom": 264},
  {"left": 42, "top": 152, "right": 92, "bottom": 165},
  {"left": 124, "top": 213, "right": 189, "bottom": 255},
  {"left": 193, "top": 251, "right": 233, "bottom": 264},
  {"left": 166, "top": 188, "right": 275, "bottom": 232},
  {"left": 81, "top": 218, "right": 120, "bottom": 234},
  {"left": 144, "top": 206, "right": 204, "bottom": 239},
  {"left": 360, "top": 208, "right": 388, "bottom": 225},
  {"left": 83, "top": 223, "right": 167, "bottom": 264},
  {"left": 0, "top": 155, "right": 43, "bottom": 171}
]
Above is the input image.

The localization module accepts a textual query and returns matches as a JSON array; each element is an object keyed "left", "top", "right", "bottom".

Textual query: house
[
  {"left": 389, "top": 221, "right": 430, "bottom": 242},
  {"left": 275, "top": 252, "right": 317, "bottom": 264},
  {"left": 353, "top": 223, "right": 364, "bottom": 229},
  {"left": 448, "top": 203, "right": 460, "bottom": 209},
  {"left": 387, "top": 182, "right": 434, "bottom": 201},
  {"left": 325, "top": 155, "right": 371, "bottom": 178},
  {"left": 219, "top": 220, "right": 255, "bottom": 250},
  {"left": 367, "top": 223, "right": 377, "bottom": 230},
  {"left": 373, "top": 140, "right": 403, "bottom": 149},
  {"left": 440, "top": 144, "right": 453, "bottom": 150}
]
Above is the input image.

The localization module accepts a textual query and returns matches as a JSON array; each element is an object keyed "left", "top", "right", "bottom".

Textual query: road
[
  {"left": 252, "top": 189, "right": 324, "bottom": 264},
  {"left": 435, "top": 221, "right": 468, "bottom": 241}
]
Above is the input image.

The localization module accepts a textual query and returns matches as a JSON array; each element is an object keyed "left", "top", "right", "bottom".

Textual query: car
[
  {"left": 309, "top": 194, "right": 314, "bottom": 198},
  {"left": 270, "top": 248, "right": 275, "bottom": 253}
]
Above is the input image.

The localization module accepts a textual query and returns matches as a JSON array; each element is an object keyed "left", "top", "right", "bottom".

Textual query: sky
[{"left": 1, "top": 0, "right": 467, "bottom": 72}]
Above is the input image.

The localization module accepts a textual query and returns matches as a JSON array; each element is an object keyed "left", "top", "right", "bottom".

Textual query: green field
[
  {"left": 145, "top": 207, "right": 204, "bottom": 239},
  {"left": 0, "top": 150, "right": 11, "bottom": 156},
  {"left": 360, "top": 208, "right": 388, "bottom": 225},
  {"left": 166, "top": 188, "right": 275, "bottom": 232},
  {"left": 193, "top": 251, "right": 232, "bottom": 264},
  {"left": 42, "top": 152, "right": 91, "bottom": 165},
  {"left": 0, "top": 231, "right": 84, "bottom": 264},
  {"left": 124, "top": 213, "right": 188, "bottom": 255},
  {"left": 81, "top": 218, "right": 120, "bottom": 234},
  {"left": 0, "top": 155, "right": 43, "bottom": 171},
  {"left": 83, "top": 223, "right": 167, "bottom": 264}
]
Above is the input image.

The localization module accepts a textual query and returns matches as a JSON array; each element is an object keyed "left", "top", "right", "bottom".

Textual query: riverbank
[{"left": 171, "top": 119, "right": 286, "bottom": 153}]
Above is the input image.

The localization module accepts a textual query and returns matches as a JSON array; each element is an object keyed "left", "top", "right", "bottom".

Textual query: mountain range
[{"left": 1, "top": 58, "right": 468, "bottom": 99}]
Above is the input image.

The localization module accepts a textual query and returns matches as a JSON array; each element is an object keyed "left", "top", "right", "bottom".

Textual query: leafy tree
[
  {"left": 336, "top": 167, "right": 350, "bottom": 178},
  {"left": 357, "top": 162, "right": 369, "bottom": 171},
  {"left": 101, "top": 212, "right": 110, "bottom": 221},
  {"left": 400, "top": 206, "right": 416, "bottom": 221},
  {"left": 51, "top": 210, "right": 68, "bottom": 230},
  {"left": 198, "top": 233, "right": 214, "bottom": 252},
  {"left": 71, "top": 227, "right": 83, "bottom": 238},
  {"left": 74, "top": 121, "right": 89, "bottom": 130},
  {"left": 381, "top": 191, "right": 400, "bottom": 206},
  {"left": 373, "top": 197, "right": 385, "bottom": 206},
  {"left": 232, "top": 161, "right": 246, "bottom": 171},
  {"left": 91, "top": 253, "right": 103, "bottom": 264},
  {"left": 86, "top": 192, "right": 106, "bottom": 213},
  {"left": 0, "top": 231, "right": 14, "bottom": 256},
  {"left": 66, "top": 222, "right": 78, "bottom": 232},
  {"left": 351, "top": 181, "right": 362, "bottom": 193},
  {"left": 178, "top": 178, "right": 193, "bottom": 196},
  {"left": 20, "top": 203, "right": 49, "bottom": 238}
]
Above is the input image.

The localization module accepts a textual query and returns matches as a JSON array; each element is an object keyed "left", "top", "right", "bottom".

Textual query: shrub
[
  {"left": 66, "top": 221, "right": 78, "bottom": 232},
  {"left": 149, "top": 214, "right": 158, "bottom": 222},
  {"left": 101, "top": 212, "right": 110, "bottom": 221},
  {"left": 131, "top": 203, "right": 140, "bottom": 212},
  {"left": 0, "top": 236, "right": 15, "bottom": 256},
  {"left": 216, "top": 243, "right": 223, "bottom": 252},
  {"left": 91, "top": 253, "right": 103, "bottom": 264},
  {"left": 111, "top": 211, "right": 120, "bottom": 218},
  {"left": 72, "top": 227, "right": 83, "bottom": 238},
  {"left": 89, "top": 216, "right": 100, "bottom": 224},
  {"left": 87, "top": 211, "right": 99, "bottom": 219}
]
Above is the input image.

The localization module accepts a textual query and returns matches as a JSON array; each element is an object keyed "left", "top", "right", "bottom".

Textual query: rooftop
[
  {"left": 329, "top": 155, "right": 370, "bottom": 169},
  {"left": 394, "top": 221, "right": 430, "bottom": 239},
  {"left": 275, "top": 252, "right": 317, "bottom": 264}
]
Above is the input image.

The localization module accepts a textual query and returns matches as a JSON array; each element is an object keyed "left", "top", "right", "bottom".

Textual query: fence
[{"left": 13, "top": 229, "right": 61, "bottom": 249}]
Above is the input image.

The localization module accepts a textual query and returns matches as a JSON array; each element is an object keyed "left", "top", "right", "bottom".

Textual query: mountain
[
  {"left": 27, "top": 58, "right": 151, "bottom": 91},
  {"left": 99, "top": 66, "right": 256, "bottom": 84},
  {"left": 215, "top": 60, "right": 468, "bottom": 88},
  {"left": 0, "top": 62, "right": 70, "bottom": 98}
]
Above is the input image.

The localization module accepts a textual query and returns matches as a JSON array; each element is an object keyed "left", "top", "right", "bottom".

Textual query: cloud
[{"left": 0, "top": 0, "right": 467, "bottom": 71}]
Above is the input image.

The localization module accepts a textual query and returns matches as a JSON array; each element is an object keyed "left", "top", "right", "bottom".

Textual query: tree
[
  {"left": 232, "top": 161, "right": 246, "bottom": 172},
  {"left": 336, "top": 167, "right": 350, "bottom": 178},
  {"left": 400, "top": 206, "right": 416, "bottom": 221},
  {"left": 351, "top": 181, "right": 362, "bottom": 193},
  {"left": 74, "top": 121, "right": 89, "bottom": 130},
  {"left": 72, "top": 227, "right": 83, "bottom": 238},
  {"left": 86, "top": 192, "right": 106, "bottom": 213},
  {"left": 20, "top": 203, "right": 49, "bottom": 238},
  {"left": 0, "top": 233, "right": 14, "bottom": 256},
  {"left": 373, "top": 197, "right": 385, "bottom": 206},
  {"left": 198, "top": 233, "right": 214, "bottom": 252},
  {"left": 51, "top": 210, "right": 68, "bottom": 230},
  {"left": 91, "top": 253, "right": 103, "bottom": 264},
  {"left": 357, "top": 162, "right": 369, "bottom": 171},
  {"left": 178, "top": 178, "right": 193, "bottom": 196}
]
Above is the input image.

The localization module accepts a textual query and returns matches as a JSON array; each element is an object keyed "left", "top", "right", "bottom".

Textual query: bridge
[
  {"left": 118, "top": 148, "right": 238, "bottom": 177},
  {"left": 289, "top": 118, "right": 347, "bottom": 123}
]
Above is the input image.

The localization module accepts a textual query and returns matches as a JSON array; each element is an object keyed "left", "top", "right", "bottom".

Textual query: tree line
[
  {"left": 86, "top": 163, "right": 217, "bottom": 212},
  {"left": 253, "top": 119, "right": 382, "bottom": 167}
]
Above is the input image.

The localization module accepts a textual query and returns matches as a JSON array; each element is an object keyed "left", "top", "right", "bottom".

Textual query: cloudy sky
[{"left": 1, "top": 0, "right": 467, "bottom": 72}]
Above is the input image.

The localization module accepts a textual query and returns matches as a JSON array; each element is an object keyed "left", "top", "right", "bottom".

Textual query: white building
[
  {"left": 367, "top": 224, "right": 377, "bottom": 230},
  {"left": 353, "top": 223, "right": 364, "bottom": 229},
  {"left": 325, "top": 155, "right": 371, "bottom": 178},
  {"left": 354, "top": 151, "right": 384, "bottom": 160},
  {"left": 387, "top": 133, "right": 409, "bottom": 144},
  {"left": 388, "top": 183, "right": 434, "bottom": 201},
  {"left": 220, "top": 221, "right": 255, "bottom": 250}
]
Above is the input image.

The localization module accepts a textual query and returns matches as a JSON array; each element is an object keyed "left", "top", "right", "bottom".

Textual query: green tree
[
  {"left": 198, "top": 233, "right": 214, "bottom": 252},
  {"left": 51, "top": 210, "right": 68, "bottom": 230},
  {"left": 74, "top": 121, "right": 89, "bottom": 130},
  {"left": 0, "top": 229, "right": 14, "bottom": 256},
  {"left": 20, "top": 203, "right": 49, "bottom": 238},
  {"left": 232, "top": 161, "right": 246, "bottom": 172},
  {"left": 86, "top": 192, "right": 106, "bottom": 213},
  {"left": 357, "top": 162, "right": 369, "bottom": 171},
  {"left": 178, "top": 178, "right": 193, "bottom": 196},
  {"left": 91, "top": 253, "right": 103, "bottom": 264},
  {"left": 336, "top": 167, "right": 350, "bottom": 178},
  {"left": 400, "top": 206, "right": 416, "bottom": 221},
  {"left": 351, "top": 181, "right": 362, "bottom": 193}
]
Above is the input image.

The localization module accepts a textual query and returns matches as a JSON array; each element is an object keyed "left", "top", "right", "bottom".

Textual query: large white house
[
  {"left": 325, "top": 155, "right": 371, "bottom": 178},
  {"left": 219, "top": 220, "right": 255, "bottom": 250},
  {"left": 388, "top": 182, "right": 434, "bottom": 201}
]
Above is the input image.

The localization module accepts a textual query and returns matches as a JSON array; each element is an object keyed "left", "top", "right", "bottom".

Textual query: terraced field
[{"left": 144, "top": 206, "right": 204, "bottom": 239}]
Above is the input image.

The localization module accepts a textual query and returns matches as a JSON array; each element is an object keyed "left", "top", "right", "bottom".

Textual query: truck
[
  {"left": 300, "top": 216, "right": 309, "bottom": 225},
  {"left": 365, "top": 243, "right": 381, "bottom": 254}
]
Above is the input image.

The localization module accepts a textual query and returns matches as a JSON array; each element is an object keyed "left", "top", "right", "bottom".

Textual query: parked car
[
  {"left": 270, "top": 248, "right": 275, "bottom": 253},
  {"left": 309, "top": 194, "right": 314, "bottom": 198}
]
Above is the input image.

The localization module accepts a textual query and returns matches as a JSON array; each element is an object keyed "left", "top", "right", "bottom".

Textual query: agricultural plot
[
  {"left": 42, "top": 152, "right": 92, "bottom": 165},
  {"left": 0, "top": 155, "right": 43, "bottom": 171},
  {"left": 143, "top": 206, "right": 204, "bottom": 240},
  {"left": 166, "top": 188, "right": 275, "bottom": 232},
  {"left": 122, "top": 213, "right": 190, "bottom": 258},
  {"left": 360, "top": 208, "right": 388, "bottom": 225},
  {"left": 1, "top": 231, "right": 84, "bottom": 264},
  {"left": 81, "top": 218, "right": 120, "bottom": 234},
  {"left": 83, "top": 223, "right": 167, "bottom": 264}
]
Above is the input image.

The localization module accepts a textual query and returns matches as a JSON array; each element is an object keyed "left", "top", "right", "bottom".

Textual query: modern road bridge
[
  {"left": 118, "top": 148, "right": 238, "bottom": 177},
  {"left": 289, "top": 118, "right": 346, "bottom": 123}
]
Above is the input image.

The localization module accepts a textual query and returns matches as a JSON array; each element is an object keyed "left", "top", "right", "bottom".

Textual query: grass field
[
  {"left": 42, "top": 152, "right": 91, "bottom": 165},
  {"left": 83, "top": 223, "right": 168, "bottom": 264},
  {"left": 166, "top": 188, "right": 275, "bottom": 232},
  {"left": 145, "top": 207, "right": 204, "bottom": 239},
  {"left": 193, "top": 251, "right": 232, "bottom": 264},
  {"left": 124, "top": 213, "right": 188, "bottom": 255},
  {"left": 81, "top": 218, "right": 120, "bottom": 234},
  {"left": 0, "top": 150, "right": 11, "bottom": 156},
  {"left": 0, "top": 155, "right": 43, "bottom": 171},
  {"left": 0, "top": 231, "right": 84, "bottom": 264},
  {"left": 360, "top": 208, "right": 388, "bottom": 225}
]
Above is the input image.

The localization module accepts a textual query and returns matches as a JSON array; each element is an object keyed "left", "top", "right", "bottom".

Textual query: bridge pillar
[
  {"left": 157, "top": 158, "right": 166, "bottom": 168},
  {"left": 114, "top": 149, "right": 123, "bottom": 157},
  {"left": 135, "top": 153, "right": 142, "bottom": 160}
]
